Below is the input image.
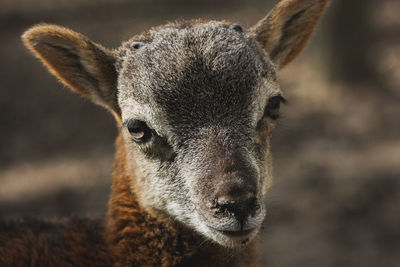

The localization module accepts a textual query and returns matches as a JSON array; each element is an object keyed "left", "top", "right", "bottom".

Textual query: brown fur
[
  {"left": 250, "top": 0, "right": 329, "bottom": 68},
  {"left": 0, "top": 134, "right": 259, "bottom": 266},
  {"left": 22, "top": 24, "right": 121, "bottom": 121},
  {"left": 0, "top": 218, "right": 111, "bottom": 266}
]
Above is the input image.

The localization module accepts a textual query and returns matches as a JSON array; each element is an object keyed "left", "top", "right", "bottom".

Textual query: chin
[
  {"left": 193, "top": 208, "right": 266, "bottom": 248},
  {"left": 207, "top": 225, "right": 261, "bottom": 248}
]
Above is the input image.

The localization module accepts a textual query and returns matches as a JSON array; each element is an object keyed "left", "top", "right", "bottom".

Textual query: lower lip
[
  {"left": 220, "top": 229, "right": 254, "bottom": 237},
  {"left": 210, "top": 227, "right": 255, "bottom": 238}
]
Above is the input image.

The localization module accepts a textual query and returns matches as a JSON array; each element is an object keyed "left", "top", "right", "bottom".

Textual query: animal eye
[
  {"left": 229, "top": 24, "right": 243, "bottom": 32},
  {"left": 264, "top": 95, "right": 286, "bottom": 120},
  {"left": 130, "top": 41, "right": 146, "bottom": 49},
  {"left": 126, "top": 120, "right": 152, "bottom": 143}
]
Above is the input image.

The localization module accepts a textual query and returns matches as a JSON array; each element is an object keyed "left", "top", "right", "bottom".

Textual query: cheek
[
  {"left": 127, "top": 151, "right": 160, "bottom": 205},
  {"left": 253, "top": 123, "right": 275, "bottom": 193},
  {"left": 257, "top": 119, "right": 276, "bottom": 138},
  {"left": 262, "top": 148, "right": 274, "bottom": 194},
  {"left": 130, "top": 153, "right": 192, "bottom": 213},
  {"left": 258, "top": 120, "right": 275, "bottom": 143},
  {"left": 124, "top": 141, "right": 170, "bottom": 207},
  {"left": 177, "top": 158, "right": 204, "bottom": 202},
  {"left": 254, "top": 123, "right": 273, "bottom": 161}
]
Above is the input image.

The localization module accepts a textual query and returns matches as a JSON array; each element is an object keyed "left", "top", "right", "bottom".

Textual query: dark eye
[
  {"left": 264, "top": 95, "right": 286, "bottom": 120},
  {"left": 130, "top": 41, "right": 146, "bottom": 49},
  {"left": 229, "top": 24, "right": 243, "bottom": 32},
  {"left": 126, "top": 120, "right": 152, "bottom": 143}
]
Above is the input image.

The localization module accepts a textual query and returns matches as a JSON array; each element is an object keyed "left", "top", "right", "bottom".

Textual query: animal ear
[
  {"left": 249, "top": 0, "right": 329, "bottom": 69},
  {"left": 22, "top": 24, "right": 120, "bottom": 119}
]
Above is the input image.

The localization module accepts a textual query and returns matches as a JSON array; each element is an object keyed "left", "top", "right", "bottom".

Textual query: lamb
[{"left": 0, "top": 0, "right": 329, "bottom": 266}]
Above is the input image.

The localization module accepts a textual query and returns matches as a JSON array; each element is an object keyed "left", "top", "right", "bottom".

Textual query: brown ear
[
  {"left": 250, "top": 0, "right": 329, "bottom": 69},
  {"left": 22, "top": 24, "right": 120, "bottom": 119}
]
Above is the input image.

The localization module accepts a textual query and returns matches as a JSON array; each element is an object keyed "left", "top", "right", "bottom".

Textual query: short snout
[
  {"left": 188, "top": 131, "right": 267, "bottom": 244},
  {"left": 200, "top": 178, "right": 265, "bottom": 244},
  {"left": 198, "top": 171, "right": 263, "bottom": 234},
  {"left": 211, "top": 181, "right": 259, "bottom": 227}
]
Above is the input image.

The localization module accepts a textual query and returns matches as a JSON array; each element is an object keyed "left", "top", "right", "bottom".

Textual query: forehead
[{"left": 118, "top": 21, "right": 278, "bottom": 133}]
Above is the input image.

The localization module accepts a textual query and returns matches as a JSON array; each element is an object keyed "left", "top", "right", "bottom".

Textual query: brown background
[{"left": 1, "top": 0, "right": 399, "bottom": 266}]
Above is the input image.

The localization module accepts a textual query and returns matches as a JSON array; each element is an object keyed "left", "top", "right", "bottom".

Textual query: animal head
[{"left": 23, "top": 0, "right": 328, "bottom": 248}]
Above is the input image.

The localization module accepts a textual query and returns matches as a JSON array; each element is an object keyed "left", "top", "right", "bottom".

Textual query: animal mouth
[
  {"left": 207, "top": 225, "right": 257, "bottom": 239},
  {"left": 219, "top": 228, "right": 255, "bottom": 238},
  {"left": 196, "top": 201, "right": 266, "bottom": 246}
]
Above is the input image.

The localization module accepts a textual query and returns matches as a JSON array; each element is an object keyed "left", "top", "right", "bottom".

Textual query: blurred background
[{"left": 0, "top": 0, "right": 399, "bottom": 266}]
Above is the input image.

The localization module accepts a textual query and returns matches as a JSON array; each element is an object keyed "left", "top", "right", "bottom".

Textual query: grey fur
[{"left": 117, "top": 21, "right": 281, "bottom": 247}]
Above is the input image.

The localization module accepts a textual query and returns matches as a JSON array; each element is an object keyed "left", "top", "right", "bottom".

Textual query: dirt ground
[{"left": 1, "top": 1, "right": 399, "bottom": 266}]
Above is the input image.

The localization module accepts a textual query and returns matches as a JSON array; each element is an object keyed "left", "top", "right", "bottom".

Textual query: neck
[{"left": 105, "top": 134, "right": 260, "bottom": 267}]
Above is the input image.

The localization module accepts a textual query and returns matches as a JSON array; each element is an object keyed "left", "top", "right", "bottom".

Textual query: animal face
[
  {"left": 117, "top": 21, "right": 282, "bottom": 246},
  {"left": 22, "top": 0, "right": 329, "bottom": 248}
]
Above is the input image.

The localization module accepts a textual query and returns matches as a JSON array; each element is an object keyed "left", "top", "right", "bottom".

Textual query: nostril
[{"left": 212, "top": 193, "right": 258, "bottom": 222}]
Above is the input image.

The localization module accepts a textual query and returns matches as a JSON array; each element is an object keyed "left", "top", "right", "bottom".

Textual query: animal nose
[{"left": 212, "top": 191, "right": 258, "bottom": 225}]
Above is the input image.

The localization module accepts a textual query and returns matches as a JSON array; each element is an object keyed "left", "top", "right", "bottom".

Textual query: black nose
[{"left": 212, "top": 192, "right": 258, "bottom": 225}]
